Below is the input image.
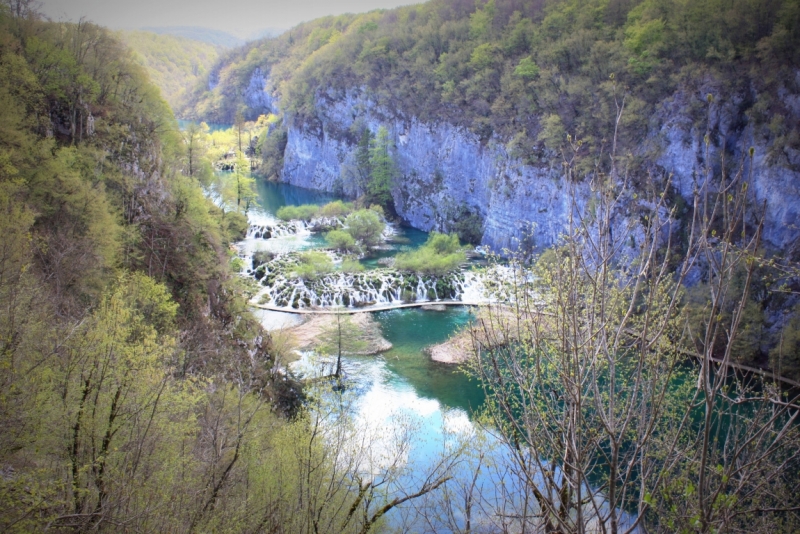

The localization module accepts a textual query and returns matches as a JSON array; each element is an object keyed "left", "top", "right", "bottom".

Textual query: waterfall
[
  {"left": 254, "top": 256, "right": 470, "bottom": 310},
  {"left": 247, "top": 220, "right": 310, "bottom": 239},
  {"left": 244, "top": 213, "right": 538, "bottom": 311}
]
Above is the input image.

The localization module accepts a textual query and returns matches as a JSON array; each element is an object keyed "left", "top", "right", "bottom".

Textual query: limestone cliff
[{"left": 244, "top": 71, "right": 800, "bottom": 255}]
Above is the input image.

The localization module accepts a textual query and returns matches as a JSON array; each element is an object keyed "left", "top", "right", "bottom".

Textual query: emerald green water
[
  {"left": 176, "top": 119, "right": 232, "bottom": 133},
  {"left": 374, "top": 307, "right": 485, "bottom": 412},
  {"left": 248, "top": 180, "right": 485, "bottom": 415},
  {"left": 254, "top": 180, "right": 340, "bottom": 217}
]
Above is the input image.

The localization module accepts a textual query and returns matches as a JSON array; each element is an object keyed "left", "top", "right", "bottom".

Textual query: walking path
[{"left": 248, "top": 300, "right": 485, "bottom": 315}]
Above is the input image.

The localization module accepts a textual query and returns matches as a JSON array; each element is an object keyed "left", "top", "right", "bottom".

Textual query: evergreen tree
[
  {"left": 354, "top": 127, "right": 372, "bottom": 192},
  {"left": 367, "top": 126, "right": 394, "bottom": 209}
]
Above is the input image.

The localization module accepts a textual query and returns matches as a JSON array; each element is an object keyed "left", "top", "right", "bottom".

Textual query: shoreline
[{"left": 250, "top": 299, "right": 486, "bottom": 315}]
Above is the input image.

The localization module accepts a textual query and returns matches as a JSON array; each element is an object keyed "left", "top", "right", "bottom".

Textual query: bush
[
  {"left": 319, "top": 200, "right": 352, "bottom": 218},
  {"left": 276, "top": 204, "right": 320, "bottom": 221},
  {"left": 325, "top": 229, "right": 357, "bottom": 252},
  {"left": 225, "top": 211, "right": 249, "bottom": 240},
  {"left": 293, "top": 251, "right": 334, "bottom": 280},
  {"left": 344, "top": 209, "right": 385, "bottom": 247},
  {"left": 394, "top": 232, "right": 466, "bottom": 275},
  {"left": 426, "top": 232, "right": 461, "bottom": 254},
  {"left": 340, "top": 258, "right": 365, "bottom": 273}
]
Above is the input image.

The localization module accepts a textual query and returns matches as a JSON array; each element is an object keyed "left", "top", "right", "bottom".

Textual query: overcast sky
[{"left": 38, "top": 0, "right": 418, "bottom": 39}]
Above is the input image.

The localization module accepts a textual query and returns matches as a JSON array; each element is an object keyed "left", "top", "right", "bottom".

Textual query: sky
[{"left": 38, "top": 0, "right": 419, "bottom": 39}]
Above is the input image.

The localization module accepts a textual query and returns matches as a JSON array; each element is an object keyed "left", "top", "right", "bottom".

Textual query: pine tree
[{"left": 367, "top": 126, "right": 394, "bottom": 209}]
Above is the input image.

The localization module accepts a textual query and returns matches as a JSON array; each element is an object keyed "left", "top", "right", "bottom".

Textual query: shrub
[
  {"left": 293, "top": 251, "right": 334, "bottom": 280},
  {"left": 276, "top": 204, "right": 320, "bottom": 221},
  {"left": 426, "top": 232, "right": 461, "bottom": 254},
  {"left": 319, "top": 200, "right": 352, "bottom": 218},
  {"left": 394, "top": 232, "right": 466, "bottom": 275},
  {"left": 345, "top": 209, "right": 385, "bottom": 247},
  {"left": 225, "top": 211, "right": 249, "bottom": 240},
  {"left": 450, "top": 206, "right": 484, "bottom": 245},
  {"left": 325, "top": 229, "right": 357, "bottom": 252},
  {"left": 340, "top": 258, "right": 365, "bottom": 273}
]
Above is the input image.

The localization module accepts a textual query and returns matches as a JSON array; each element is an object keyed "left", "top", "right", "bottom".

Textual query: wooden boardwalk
[{"left": 248, "top": 300, "right": 484, "bottom": 315}]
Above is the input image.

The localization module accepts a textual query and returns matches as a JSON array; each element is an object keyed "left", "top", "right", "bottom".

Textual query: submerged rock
[{"left": 285, "top": 313, "right": 392, "bottom": 355}]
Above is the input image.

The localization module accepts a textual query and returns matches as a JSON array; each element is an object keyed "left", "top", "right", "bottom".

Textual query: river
[
  {"left": 237, "top": 180, "right": 497, "bottom": 528},
  {"left": 234, "top": 178, "right": 639, "bottom": 532}
]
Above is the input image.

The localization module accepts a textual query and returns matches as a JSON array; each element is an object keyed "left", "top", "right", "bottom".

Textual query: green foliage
[
  {"left": 344, "top": 209, "right": 385, "bottom": 247},
  {"left": 0, "top": 11, "right": 311, "bottom": 530},
  {"left": 367, "top": 126, "right": 395, "bottom": 209},
  {"left": 353, "top": 127, "right": 373, "bottom": 191},
  {"left": 276, "top": 203, "right": 320, "bottom": 221},
  {"left": 119, "top": 30, "right": 219, "bottom": 109},
  {"left": 259, "top": 120, "right": 288, "bottom": 180},
  {"left": 450, "top": 205, "right": 484, "bottom": 245},
  {"left": 368, "top": 203, "right": 385, "bottom": 217},
  {"left": 469, "top": 43, "right": 498, "bottom": 70},
  {"left": 623, "top": 12, "right": 666, "bottom": 74},
  {"left": 319, "top": 199, "right": 353, "bottom": 217},
  {"left": 770, "top": 304, "right": 800, "bottom": 382},
  {"left": 340, "top": 257, "right": 365, "bottom": 273},
  {"left": 234, "top": 151, "right": 257, "bottom": 211},
  {"left": 538, "top": 113, "right": 566, "bottom": 152},
  {"left": 394, "top": 232, "right": 466, "bottom": 275},
  {"left": 293, "top": 251, "right": 334, "bottom": 280},
  {"left": 181, "top": 121, "right": 213, "bottom": 183},
  {"left": 426, "top": 231, "right": 462, "bottom": 254},
  {"left": 469, "top": 0, "right": 496, "bottom": 40},
  {"left": 513, "top": 56, "right": 540, "bottom": 79},
  {"left": 184, "top": 0, "right": 799, "bottom": 180},
  {"left": 325, "top": 229, "right": 357, "bottom": 252}
]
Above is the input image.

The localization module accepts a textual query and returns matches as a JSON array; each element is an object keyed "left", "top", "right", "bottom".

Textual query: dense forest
[
  {"left": 179, "top": 0, "right": 800, "bottom": 382},
  {"left": 0, "top": 3, "right": 331, "bottom": 531},
  {"left": 119, "top": 30, "right": 220, "bottom": 110},
  {"left": 2, "top": 0, "right": 800, "bottom": 532},
  {"left": 182, "top": 0, "right": 799, "bottom": 165},
  {"left": 139, "top": 26, "right": 244, "bottom": 48}
]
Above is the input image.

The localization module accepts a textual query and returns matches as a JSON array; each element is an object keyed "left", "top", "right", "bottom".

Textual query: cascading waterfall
[
  {"left": 247, "top": 221, "right": 307, "bottom": 239},
  {"left": 247, "top": 215, "right": 348, "bottom": 239},
  {"left": 244, "top": 214, "right": 537, "bottom": 311},
  {"left": 250, "top": 251, "right": 534, "bottom": 310},
  {"left": 256, "top": 262, "right": 467, "bottom": 309}
]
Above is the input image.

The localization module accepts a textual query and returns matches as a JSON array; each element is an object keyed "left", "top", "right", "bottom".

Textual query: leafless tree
[{"left": 466, "top": 99, "right": 800, "bottom": 533}]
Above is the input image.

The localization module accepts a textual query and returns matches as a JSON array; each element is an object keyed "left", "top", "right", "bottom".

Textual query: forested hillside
[
  {"left": 120, "top": 30, "right": 220, "bottom": 109},
  {"left": 0, "top": 4, "right": 481, "bottom": 530},
  {"left": 140, "top": 25, "right": 244, "bottom": 48},
  {"left": 177, "top": 0, "right": 800, "bottom": 392},
  {"left": 2, "top": 0, "right": 800, "bottom": 531},
  {"left": 0, "top": 4, "right": 310, "bottom": 530},
  {"left": 182, "top": 0, "right": 799, "bottom": 162}
]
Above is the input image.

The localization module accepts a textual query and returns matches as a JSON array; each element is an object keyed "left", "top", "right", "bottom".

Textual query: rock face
[
  {"left": 243, "top": 68, "right": 278, "bottom": 118},
  {"left": 281, "top": 89, "right": 596, "bottom": 252},
  {"left": 654, "top": 78, "right": 800, "bottom": 254},
  {"left": 273, "top": 80, "right": 799, "bottom": 255}
]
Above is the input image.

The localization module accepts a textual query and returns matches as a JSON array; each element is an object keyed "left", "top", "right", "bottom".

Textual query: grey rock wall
[
  {"left": 273, "top": 81, "right": 799, "bottom": 255},
  {"left": 655, "top": 84, "right": 800, "bottom": 254},
  {"left": 243, "top": 68, "right": 278, "bottom": 118}
]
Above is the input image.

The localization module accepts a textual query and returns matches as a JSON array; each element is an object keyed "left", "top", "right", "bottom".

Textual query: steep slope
[
  {"left": 183, "top": 0, "right": 800, "bottom": 256},
  {"left": 120, "top": 30, "right": 220, "bottom": 110},
  {"left": 141, "top": 25, "right": 244, "bottom": 48},
  {"left": 0, "top": 8, "right": 302, "bottom": 531}
]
